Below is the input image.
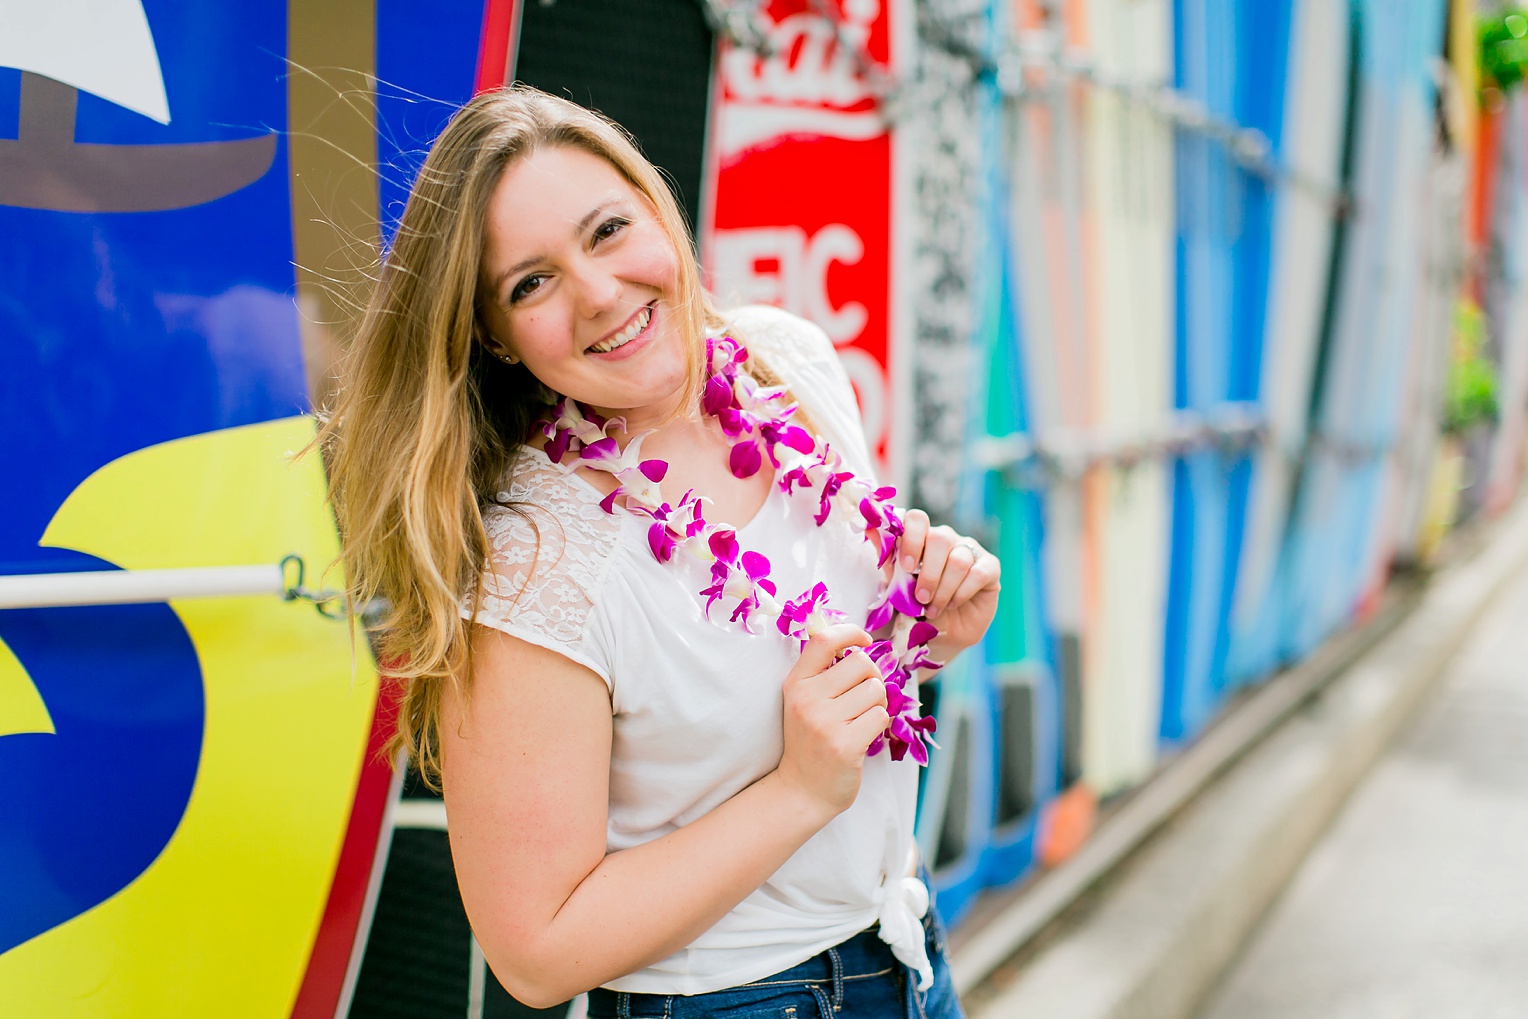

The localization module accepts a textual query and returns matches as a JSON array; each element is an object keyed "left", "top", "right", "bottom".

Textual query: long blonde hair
[{"left": 321, "top": 86, "right": 721, "bottom": 784}]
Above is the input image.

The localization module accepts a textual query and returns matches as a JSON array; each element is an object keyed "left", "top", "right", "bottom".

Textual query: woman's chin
[{"left": 586, "top": 378, "right": 689, "bottom": 430}]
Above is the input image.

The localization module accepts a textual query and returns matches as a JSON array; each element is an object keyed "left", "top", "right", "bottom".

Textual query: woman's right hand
[{"left": 774, "top": 624, "right": 890, "bottom": 816}]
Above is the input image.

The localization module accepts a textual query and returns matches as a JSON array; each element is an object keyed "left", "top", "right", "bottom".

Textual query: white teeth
[{"left": 590, "top": 306, "right": 651, "bottom": 354}]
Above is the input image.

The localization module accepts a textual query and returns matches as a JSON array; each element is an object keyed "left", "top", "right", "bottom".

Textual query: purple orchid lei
[{"left": 535, "top": 336, "right": 939, "bottom": 765}]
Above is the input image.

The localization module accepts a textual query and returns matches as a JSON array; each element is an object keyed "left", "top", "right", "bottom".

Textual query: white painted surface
[{"left": 0, "top": 0, "right": 171, "bottom": 123}]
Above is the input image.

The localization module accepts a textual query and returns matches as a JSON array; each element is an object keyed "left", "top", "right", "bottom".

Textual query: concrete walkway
[{"left": 1195, "top": 563, "right": 1528, "bottom": 1019}]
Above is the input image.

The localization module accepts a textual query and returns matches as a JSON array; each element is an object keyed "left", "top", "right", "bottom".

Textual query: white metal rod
[
  {"left": 0, "top": 564, "right": 286, "bottom": 610},
  {"left": 392, "top": 799, "right": 449, "bottom": 831}
]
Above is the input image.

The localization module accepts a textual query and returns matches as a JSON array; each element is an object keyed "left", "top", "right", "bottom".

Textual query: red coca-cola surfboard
[{"left": 703, "top": 0, "right": 913, "bottom": 486}]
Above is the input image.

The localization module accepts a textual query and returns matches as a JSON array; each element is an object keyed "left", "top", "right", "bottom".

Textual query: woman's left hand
[{"left": 895, "top": 509, "right": 1000, "bottom": 661}]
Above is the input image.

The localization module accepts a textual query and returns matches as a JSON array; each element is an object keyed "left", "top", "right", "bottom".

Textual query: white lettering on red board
[
  {"left": 711, "top": 224, "right": 868, "bottom": 344},
  {"left": 711, "top": 223, "right": 886, "bottom": 459},
  {"left": 716, "top": 1, "right": 886, "bottom": 158}
]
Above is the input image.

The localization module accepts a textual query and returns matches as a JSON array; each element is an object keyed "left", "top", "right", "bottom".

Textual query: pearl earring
[{"left": 499, "top": 353, "right": 520, "bottom": 365}]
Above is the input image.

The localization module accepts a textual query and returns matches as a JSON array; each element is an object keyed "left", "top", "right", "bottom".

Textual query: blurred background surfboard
[
  {"left": 1075, "top": 0, "right": 1174, "bottom": 795},
  {"left": 1161, "top": 0, "right": 1250, "bottom": 744},
  {"left": 1279, "top": 0, "right": 1449, "bottom": 664},
  {"left": 1008, "top": 0, "right": 1099, "bottom": 864},
  {"left": 1225, "top": 0, "right": 1354, "bottom": 686},
  {"left": 971, "top": 0, "right": 1060, "bottom": 892}
]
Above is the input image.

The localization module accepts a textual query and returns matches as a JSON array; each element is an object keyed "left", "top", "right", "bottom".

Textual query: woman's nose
[{"left": 570, "top": 256, "right": 623, "bottom": 318}]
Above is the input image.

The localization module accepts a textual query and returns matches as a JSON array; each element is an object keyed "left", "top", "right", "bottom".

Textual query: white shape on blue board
[{"left": 0, "top": 0, "right": 171, "bottom": 124}]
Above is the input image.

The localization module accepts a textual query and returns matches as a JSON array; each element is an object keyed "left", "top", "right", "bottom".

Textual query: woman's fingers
[
  {"left": 937, "top": 548, "right": 1001, "bottom": 619},
  {"left": 814, "top": 649, "right": 880, "bottom": 699},
  {"left": 847, "top": 703, "right": 892, "bottom": 752},
  {"left": 898, "top": 509, "right": 930, "bottom": 575},
  {"left": 838, "top": 673, "right": 889, "bottom": 717},
  {"left": 796, "top": 624, "right": 871, "bottom": 674},
  {"left": 928, "top": 541, "right": 979, "bottom": 618},
  {"left": 914, "top": 526, "right": 957, "bottom": 610}
]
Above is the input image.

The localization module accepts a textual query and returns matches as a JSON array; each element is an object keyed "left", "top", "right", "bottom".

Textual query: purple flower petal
[
  {"left": 647, "top": 522, "right": 677, "bottom": 562},
  {"left": 908, "top": 620, "right": 940, "bottom": 648},
  {"left": 777, "top": 424, "right": 816, "bottom": 454},
  {"left": 741, "top": 550, "right": 771, "bottom": 581},
  {"left": 709, "top": 529, "right": 739, "bottom": 564},
  {"left": 867, "top": 734, "right": 886, "bottom": 758},
  {"left": 599, "top": 487, "right": 622, "bottom": 514},
  {"left": 885, "top": 575, "right": 924, "bottom": 616},
  {"left": 703, "top": 375, "right": 734, "bottom": 416},
  {"left": 729, "top": 440, "right": 763, "bottom": 479},
  {"left": 716, "top": 407, "right": 748, "bottom": 438},
  {"left": 730, "top": 594, "right": 761, "bottom": 631},
  {"left": 581, "top": 436, "right": 620, "bottom": 462},
  {"left": 902, "top": 648, "right": 942, "bottom": 673},
  {"left": 859, "top": 498, "right": 885, "bottom": 528},
  {"left": 639, "top": 459, "right": 668, "bottom": 482}
]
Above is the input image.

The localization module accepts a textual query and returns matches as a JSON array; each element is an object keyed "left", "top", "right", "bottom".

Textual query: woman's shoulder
[
  {"left": 721, "top": 304, "right": 838, "bottom": 368},
  {"left": 482, "top": 453, "right": 625, "bottom": 575},
  {"left": 471, "top": 454, "right": 627, "bottom": 683},
  {"left": 718, "top": 305, "right": 874, "bottom": 477}
]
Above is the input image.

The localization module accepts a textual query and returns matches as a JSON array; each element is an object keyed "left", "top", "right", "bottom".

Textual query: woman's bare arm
[{"left": 443, "top": 623, "right": 887, "bottom": 1008}]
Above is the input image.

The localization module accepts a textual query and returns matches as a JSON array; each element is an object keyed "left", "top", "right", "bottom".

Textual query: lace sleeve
[
  {"left": 463, "top": 458, "right": 622, "bottom": 689},
  {"left": 723, "top": 304, "right": 877, "bottom": 479}
]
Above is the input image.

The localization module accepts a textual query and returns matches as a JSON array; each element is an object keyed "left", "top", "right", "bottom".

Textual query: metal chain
[
  {"left": 972, "top": 411, "right": 1393, "bottom": 489},
  {"left": 972, "top": 405, "right": 1266, "bottom": 484},
  {"left": 279, "top": 554, "right": 351, "bottom": 620}
]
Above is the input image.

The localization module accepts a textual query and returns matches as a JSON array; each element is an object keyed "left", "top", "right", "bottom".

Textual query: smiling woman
[
  {"left": 476, "top": 146, "right": 689, "bottom": 423},
  {"left": 319, "top": 86, "right": 995, "bottom": 1018}
]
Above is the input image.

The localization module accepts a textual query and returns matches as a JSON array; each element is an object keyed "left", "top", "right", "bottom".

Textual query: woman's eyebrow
[{"left": 491, "top": 199, "right": 625, "bottom": 296}]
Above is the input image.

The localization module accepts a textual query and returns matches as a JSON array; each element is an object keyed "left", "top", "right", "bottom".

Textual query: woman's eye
[
  {"left": 509, "top": 274, "right": 547, "bottom": 304},
  {"left": 592, "top": 216, "right": 630, "bottom": 244}
]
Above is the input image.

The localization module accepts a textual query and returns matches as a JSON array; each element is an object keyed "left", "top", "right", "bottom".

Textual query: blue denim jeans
[{"left": 586, "top": 902, "right": 964, "bottom": 1019}]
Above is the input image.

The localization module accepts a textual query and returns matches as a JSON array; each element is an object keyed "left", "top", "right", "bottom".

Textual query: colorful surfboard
[
  {"left": 968, "top": 1, "right": 1059, "bottom": 889},
  {"left": 1074, "top": 0, "right": 1175, "bottom": 793},
  {"left": 704, "top": 0, "right": 914, "bottom": 485},
  {"left": 1007, "top": 0, "right": 1099, "bottom": 862},
  {"left": 1377, "top": 0, "right": 1475, "bottom": 576},
  {"left": 1161, "top": 0, "right": 1277, "bottom": 741},
  {"left": 1225, "top": 0, "right": 1354, "bottom": 685},
  {"left": 0, "top": 3, "right": 380, "bottom": 1014},
  {"left": 1278, "top": 0, "right": 1449, "bottom": 662}
]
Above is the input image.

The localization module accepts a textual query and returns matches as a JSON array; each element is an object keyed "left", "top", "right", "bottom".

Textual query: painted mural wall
[{"left": 0, "top": 0, "right": 1514, "bottom": 1015}]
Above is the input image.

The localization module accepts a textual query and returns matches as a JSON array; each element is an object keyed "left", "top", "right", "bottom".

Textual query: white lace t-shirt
[{"left": 467, "top": 306, "right": 924, "bottom": 995}]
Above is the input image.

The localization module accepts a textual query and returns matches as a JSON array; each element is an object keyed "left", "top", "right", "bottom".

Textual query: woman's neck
[{"left": 587, "top": 387, "right": 690, "bottom": 443}]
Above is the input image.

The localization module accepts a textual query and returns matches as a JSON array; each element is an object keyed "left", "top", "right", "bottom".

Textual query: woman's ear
[
  {"left": 488, "top": 345, "right": 521, "bottom": 366},
  {"left": 475, "top": 315, "right": 520, "bottom": 365}
]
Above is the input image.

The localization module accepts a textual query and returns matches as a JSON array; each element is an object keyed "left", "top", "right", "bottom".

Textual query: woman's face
[{"left": 478, "top": 145, "right": 686, "bottom": 424}]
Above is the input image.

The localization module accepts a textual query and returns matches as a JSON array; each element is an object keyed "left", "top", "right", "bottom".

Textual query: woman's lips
[{"left": 587, "top": 302, "right": 658, "bottom": 362}]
